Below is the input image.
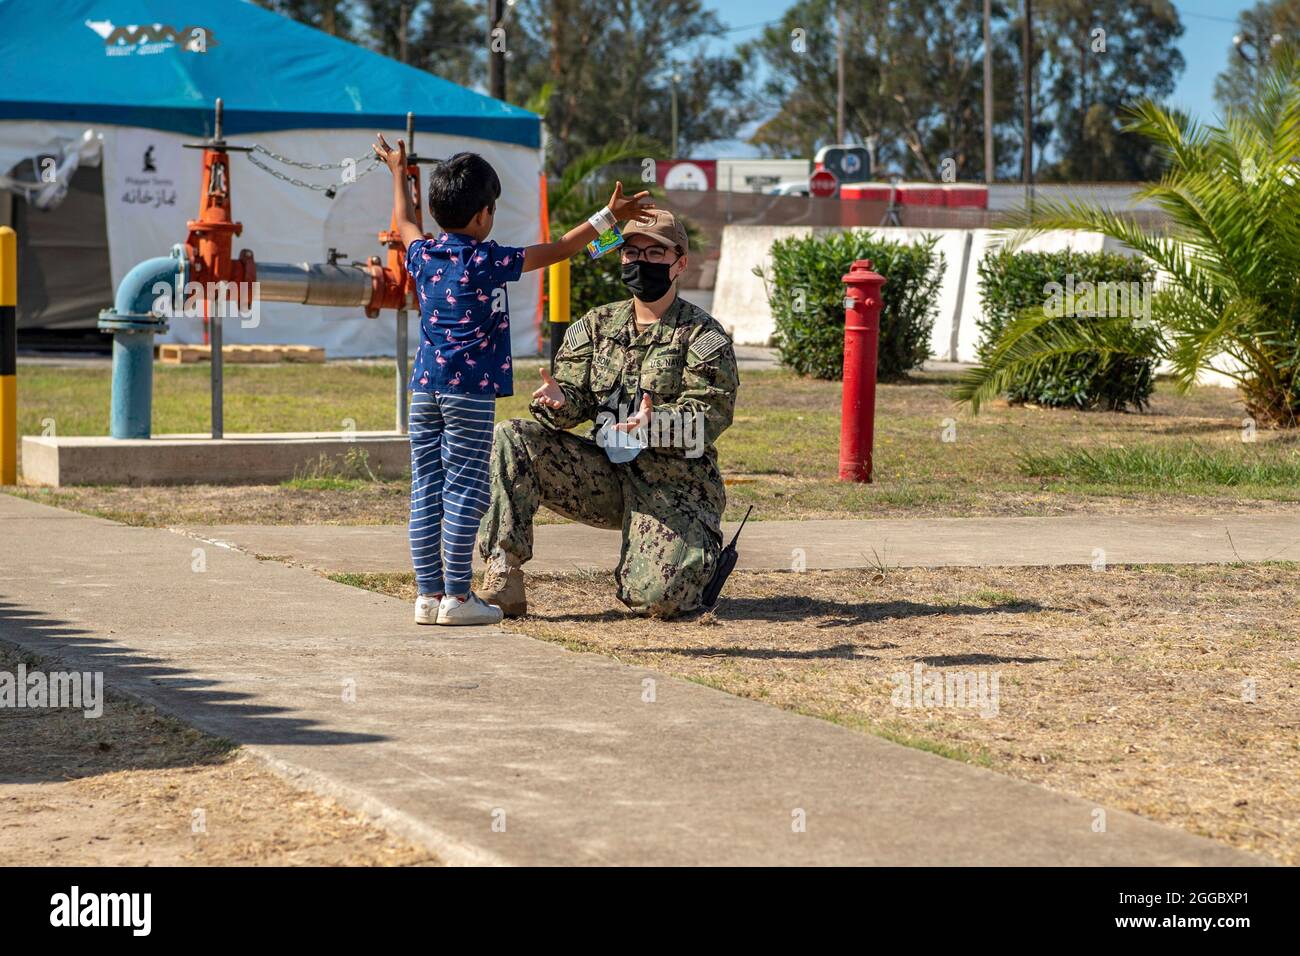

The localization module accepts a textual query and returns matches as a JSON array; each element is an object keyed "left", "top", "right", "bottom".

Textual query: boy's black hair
[{"left": 427, "top": 152, "right": 501, "bottom": 231}]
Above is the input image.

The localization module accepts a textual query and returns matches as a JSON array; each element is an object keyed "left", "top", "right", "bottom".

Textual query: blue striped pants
[{"left": 409, "top": 390, "right": 497, "bottom": 597}]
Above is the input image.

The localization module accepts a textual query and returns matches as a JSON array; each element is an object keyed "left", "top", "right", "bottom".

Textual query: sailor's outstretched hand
[
  {"left": 614, "top": 392, "right": 653, "bottom": 432},
  {"left": 532, "top": 367, "right": 566, "bottom": 409}
]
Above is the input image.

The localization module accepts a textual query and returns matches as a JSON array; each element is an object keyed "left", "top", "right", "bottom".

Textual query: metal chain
[
  {"left": 250, "top": 143, "right": 375, "bottom": 170},
  {"left": 245, "top": 149, "right": 383, "bottom": 194}
]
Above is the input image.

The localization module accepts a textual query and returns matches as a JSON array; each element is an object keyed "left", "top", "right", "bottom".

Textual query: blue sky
[{"left": 699, "top": 0, "right": 1256, "bottom": 156}]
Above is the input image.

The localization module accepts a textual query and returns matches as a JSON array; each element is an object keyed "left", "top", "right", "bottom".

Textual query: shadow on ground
[
  {"left": 540, "top": 595, "right": 1054, "bottom": 625},
  {"left": 0, "top": 596, "right": 386, "bottom": 785}
]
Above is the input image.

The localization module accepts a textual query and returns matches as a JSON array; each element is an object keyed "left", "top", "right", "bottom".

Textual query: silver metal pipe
[{"left": 254, "top": 262, "right": 373, "bottom": 308}]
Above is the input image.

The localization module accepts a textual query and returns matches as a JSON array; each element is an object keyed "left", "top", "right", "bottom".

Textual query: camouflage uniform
[{"left": 477, "top": 295, "right": 739, "bottom": 617}]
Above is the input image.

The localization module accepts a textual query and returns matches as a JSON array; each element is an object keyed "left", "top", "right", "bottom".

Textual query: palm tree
[{"left": 956, "top": 45, "right": 1300, "bottom": 427}]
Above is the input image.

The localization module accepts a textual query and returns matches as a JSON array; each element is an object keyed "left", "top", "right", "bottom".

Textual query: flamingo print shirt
[{"left": 406, "top": 232, "right": 524, "bottom": 397}]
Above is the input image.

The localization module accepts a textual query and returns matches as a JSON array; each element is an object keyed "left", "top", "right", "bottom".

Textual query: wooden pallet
[{"left": 158, "top": 344, "right": 326, "bottom": 365}]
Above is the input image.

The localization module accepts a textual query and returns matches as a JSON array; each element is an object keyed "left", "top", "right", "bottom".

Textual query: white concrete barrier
[{"left": 22, "top": 432, "right": 411, "bottom": 487}]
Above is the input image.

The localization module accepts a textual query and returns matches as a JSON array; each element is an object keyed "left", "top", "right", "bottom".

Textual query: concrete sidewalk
[
  {"left": 179, "top": 513, "right": 1300, "bottom": 575},
  {"left": 0, "top": 494, "right": 1259, "bottom": 865}
]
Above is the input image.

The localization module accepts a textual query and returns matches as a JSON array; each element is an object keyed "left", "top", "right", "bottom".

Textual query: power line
[
  {"left": 716, "top": 18, "right": 785, "bottom": 35},
  {"left": 1182, "top": 12, "right": 1243, "bottom": 25}
]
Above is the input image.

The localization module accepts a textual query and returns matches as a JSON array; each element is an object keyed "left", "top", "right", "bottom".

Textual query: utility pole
[
  {"left": 670, "top": 71, "right": 681, "bottom": 159},
  {"left": 835, "top": 0, "right": 846, "bottom": 143},
  {"left": 1022, "top": 0, "right": 1033, "bottom": 210},
  {"left": 983, "top": 0, "right": 993, "bottom": 184},
  {"left": 1234, "top": 31, "right": 1284, "bottom": 99},
  {"left": 398, "top": 3, "right": 408, "bottom": 64},
  {"left": 488, "top": 0, "right": 506, "bottom": 101}
]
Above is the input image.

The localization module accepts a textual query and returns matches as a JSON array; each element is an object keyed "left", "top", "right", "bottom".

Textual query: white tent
[{"left": 0, "top": 0, "right": 545, "bottom": 357}]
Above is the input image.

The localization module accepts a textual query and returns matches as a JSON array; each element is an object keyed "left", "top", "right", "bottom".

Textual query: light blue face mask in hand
[{"left": 596, "top": 415, "right": 646, "bottom": 464}]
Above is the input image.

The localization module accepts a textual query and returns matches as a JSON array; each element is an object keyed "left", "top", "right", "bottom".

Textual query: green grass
[
  {"left": 971, "top": 589, "right": 1022, "bottom": 607},
  {"left": 282, "top": 447, "right": 384, "bottom": 490},
  {"left": 810, "top": 709, "right": 996, "bottom": 767},
  {"left": 1020, "top": 444, "right": 1300, "bottom": 488},
  {"left": 12, "top": 359, "right": 1300, "bottom": 522},
  {"left": 16, "top": 362, "right": 405, "bottom": 438},
  {"left": 281, "top": 477, "right": 371, "bottom": 491}
]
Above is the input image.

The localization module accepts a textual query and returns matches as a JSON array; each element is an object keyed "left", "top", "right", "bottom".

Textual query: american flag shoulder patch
[
  {"left": 689, "top": 328, "right": 730, "bottom": 362},
  {"left": 563, "top": 319, "right": 591, "bottom": 352}
]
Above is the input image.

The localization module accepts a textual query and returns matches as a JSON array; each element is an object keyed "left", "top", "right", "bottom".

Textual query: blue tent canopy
[{"left": 0, "top": 0, "right": 540, "bottom": 149}]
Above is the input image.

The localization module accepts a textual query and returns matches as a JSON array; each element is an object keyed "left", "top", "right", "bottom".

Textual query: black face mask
[{"left": 621, "top": 260, "right": 675, "bottom": 302}]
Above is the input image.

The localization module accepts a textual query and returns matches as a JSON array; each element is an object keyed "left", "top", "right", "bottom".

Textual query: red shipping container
[
  {"left": 840, "top": 182, "right": 892, "bottom": 201},
  {"left": 943, "top": 184, "right": 989, "bottom": 208},
  {"left": 897, "top": 183, "right": 946, "bottom": 206}
]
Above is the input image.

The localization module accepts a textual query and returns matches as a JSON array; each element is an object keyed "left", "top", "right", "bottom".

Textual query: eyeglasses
[{"left": 620, "top": 245, "right": 681, "bottom": 264}]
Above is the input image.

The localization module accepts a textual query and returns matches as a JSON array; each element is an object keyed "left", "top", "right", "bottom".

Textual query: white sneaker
[
  {"left": 414, "top": 594, "right": 442, "bottom": 625},
  {"left": 436, "top": 592, "right": 504, "bottom": 626}
]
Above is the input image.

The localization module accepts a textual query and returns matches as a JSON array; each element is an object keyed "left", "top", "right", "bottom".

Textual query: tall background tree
[
  {"left": 256, "top": 1, "right": 481, "bottom": 87},
  {"left": 506, "top": 0, "right": 747, "bottom": 172},
  {"left": 357, "top": 1, "right": 481, "bottom": 85},
  {"left": 741, "top": 0, "right": 1021, "bottom": 180},
  {"left": 1035, "top": 0, "right": 1184, "bottom": 182},
  {"left": 742, "top": 0, "right": 1185, "bottom": 182},
  {"left": 1215, "top": 0, "right": 1300, "bottom": 114},
  {"left": 259, "top": 0, "right": 1194, "bottom": 183},
  {"left": 255, "top": 0, "right": 362, "bottom": 40}
]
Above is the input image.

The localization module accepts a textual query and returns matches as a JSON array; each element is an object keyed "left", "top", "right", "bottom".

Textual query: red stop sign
[{"left": 810, "top": 168, "right": 839, "bottom": 198}]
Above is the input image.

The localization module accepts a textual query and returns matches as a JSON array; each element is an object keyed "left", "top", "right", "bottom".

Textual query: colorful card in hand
[{"left": 586, "top": 224, "right": 623, "bottom": 259}]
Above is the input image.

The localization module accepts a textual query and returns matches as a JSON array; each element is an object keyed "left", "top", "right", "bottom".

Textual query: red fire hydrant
[{"left": 839, "top": 259, "right": 886, "bottom": 482}]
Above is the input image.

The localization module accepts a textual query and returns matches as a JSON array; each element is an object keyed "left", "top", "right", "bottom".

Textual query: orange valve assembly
[{"left": 100, "top": 100, "right": 421, "bottom": 439}]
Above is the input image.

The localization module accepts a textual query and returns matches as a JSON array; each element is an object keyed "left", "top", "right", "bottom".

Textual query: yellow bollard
[
  {"left": 547, "top": 258, "right": 570, "bottom": 362},
  {"left": 0, "top": 226, "right": 16, "bottom": 486}
]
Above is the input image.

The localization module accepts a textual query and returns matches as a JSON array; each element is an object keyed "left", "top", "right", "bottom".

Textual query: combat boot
[{"left": 482, "top": 555, "right": 527, "bottom": 617}]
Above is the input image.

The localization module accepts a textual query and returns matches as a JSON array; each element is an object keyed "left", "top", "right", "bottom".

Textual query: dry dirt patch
[
  {"left": 0, "top": 642, "right": 438, "bottom": 866},
  {"left": 338, "top": 563, "right": 1299, "bottom": 864}
]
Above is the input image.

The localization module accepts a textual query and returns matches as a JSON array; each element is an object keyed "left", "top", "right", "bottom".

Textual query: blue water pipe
[{"left": 97, "top": 247, "right": 186, "bottom": 439}]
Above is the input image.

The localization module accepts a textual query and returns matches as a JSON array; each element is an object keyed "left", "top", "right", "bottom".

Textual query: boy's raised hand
[
  {"left": 521, "top": 182, "right": 654, "bottom": 274},
  {"left": 608, "top": 182, "right": 656, "bottom": 224},
  {"left": 372, "top": 133, "right": 406, "bottom": 175}
]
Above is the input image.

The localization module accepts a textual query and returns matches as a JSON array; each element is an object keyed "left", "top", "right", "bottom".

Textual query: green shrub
[
  {"left": 568, "top": 248, "right": 626, "bottom": 319},
  {"left": 759, "top": 231, "right": 944, "bottom": 381},
  {"left": 976, "top": 249, "right": 1159, "bottom": 410}
]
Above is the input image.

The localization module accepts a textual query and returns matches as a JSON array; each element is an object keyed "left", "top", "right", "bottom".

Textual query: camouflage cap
[{"left": 623, "top": 208, "right": 688, "bottom": 252}]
